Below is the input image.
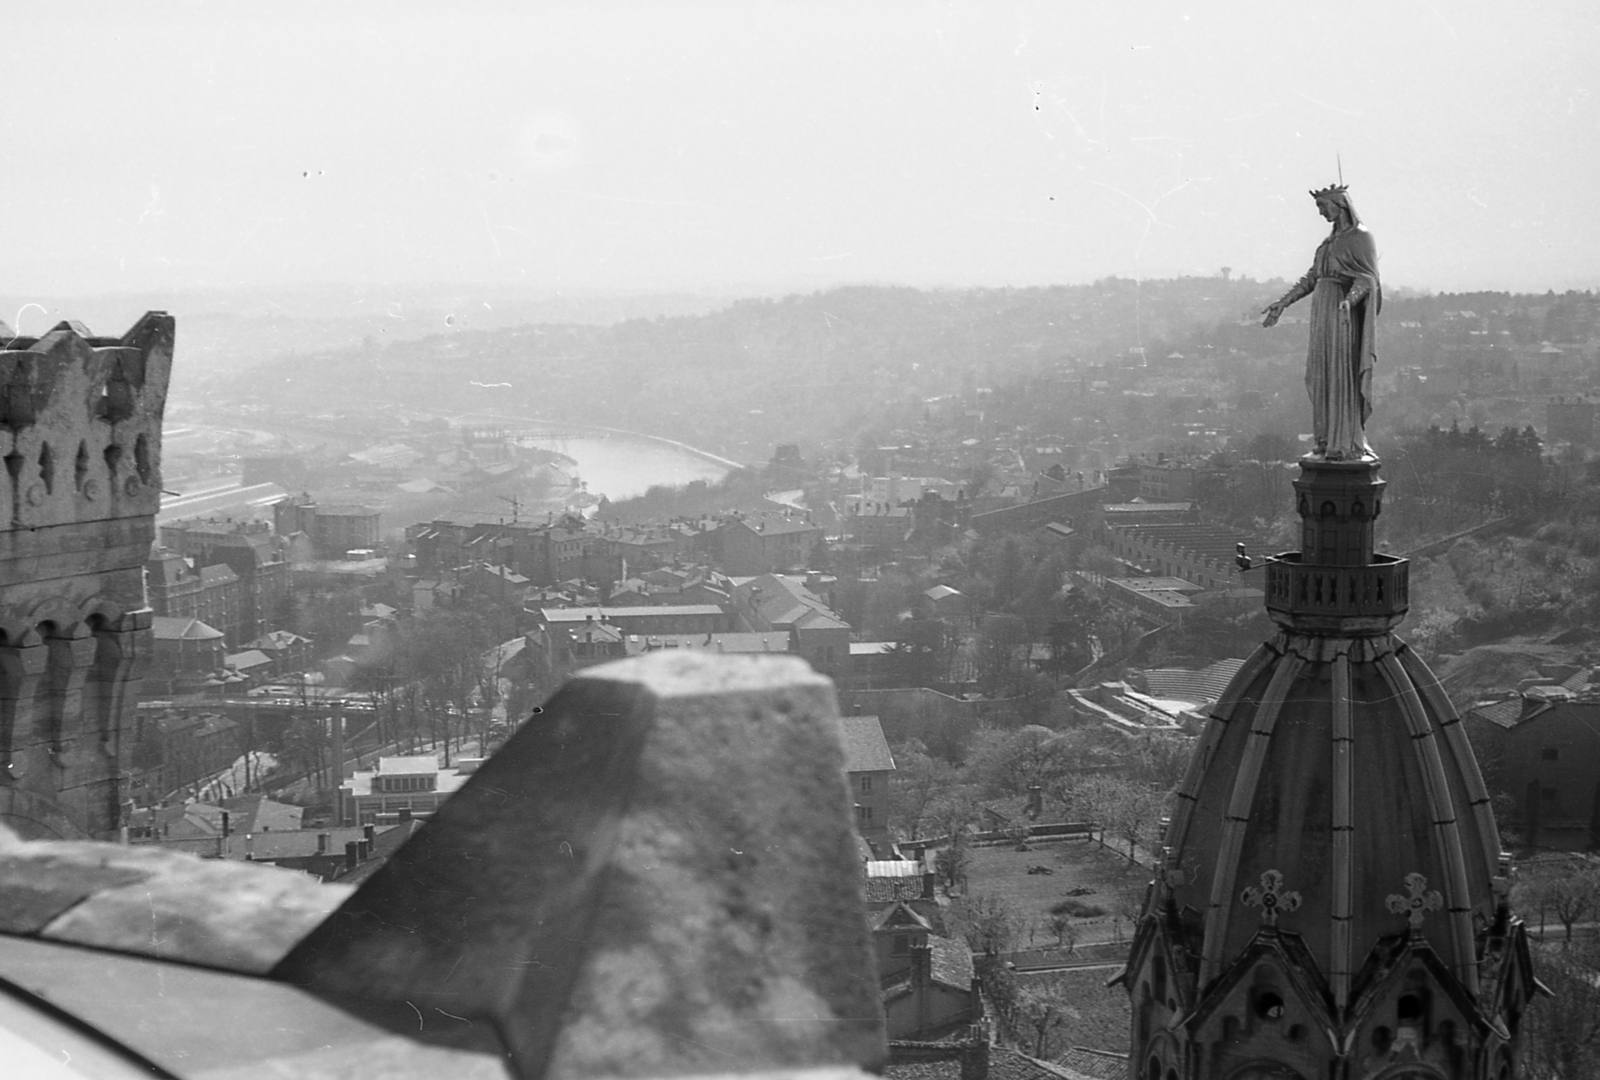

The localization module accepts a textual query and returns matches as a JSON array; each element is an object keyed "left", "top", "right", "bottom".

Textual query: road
[{"left": 158, "top": 477, "right": 287, "bottom": 525}]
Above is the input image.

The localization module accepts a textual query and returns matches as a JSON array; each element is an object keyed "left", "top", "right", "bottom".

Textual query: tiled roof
[
  {"left": 218, "top": 795, "right": 304, "bottom": 835},
  {"left": 151, "top": 616, "right": 225, "bottom": 641},
  {"left": 793, "top": 607, "right": 852, "bottom": 631},
  {"left": 623, "top": 632, "right": 792, "bottom": 656},
  {"left": 884, "top": 1059, "right": 963, "bottom": 1080},
  {"left": 928, "top": 934, "right": 974, "bottom": 989},
  {"left": 376, "top": 756, "right": 440, "bottom": 776},
  {"left": 1105, "top": 520, "right": 1258, "bottom": 565},
  {"left": 199, "top": 564, "right": 239, "bottom": 586},
  {"left": 1466, "top": 697, "right": 1525, "bottom": 729},
  {"left": 839, "top": 715, "right": 895, "bottom": 773},
  {"left": 242, "top": 826, "right": 369, "bottom": 861},
  {"left": 334, "top": 819, "right": 427, "bottom": 885},
  {"left": 864, "top": 876, "right": 925, "bottom": 903},
  {"left": 150, "top": 801, "right": 226, "bottom": 840},
  {"left": 541, "top": 605, "right": 725, "bottom": 622},
  {"left": 740, "top": 574, "right": 851, "bottom": 631},
  {"left": 148, "top": 555, "right": 193, "bottom": 585},
  {"left": 733, "top": 515, "right": 820, "bottom": 536},
  {"left": 558, "top": 622, "right": 625, "bottom": 644},
  {"left": 249, "top": 630, "right": 310, "bottom": 651},
  {"left": 872, "top": 902, "right": 934, "bottom": 934},
  {"left": 992, "top": 1049, "right": 1100, "bottom": 1080},
  {"left": 1053, "top": 1048, "right": 1129, "bottom": 1080}
]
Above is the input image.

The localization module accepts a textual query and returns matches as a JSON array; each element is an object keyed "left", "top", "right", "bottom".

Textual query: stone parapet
[
  {"left": 1264, "top": 552, "right": 1409, "bottom": 634},
  {"left": 0, "top": 652, "right": 889, "bottom": 1080},
  {"left": 1, "top": 313, "right": 172, "bottom": 535}
]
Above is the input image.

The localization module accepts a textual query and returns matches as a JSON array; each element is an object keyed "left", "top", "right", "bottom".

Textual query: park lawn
[{"left": 962, "top": 838, "right": 1153, "bottom": 946}]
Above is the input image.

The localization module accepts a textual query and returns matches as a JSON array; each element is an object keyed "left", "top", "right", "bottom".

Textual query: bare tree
[
  {"left": 1522, "top": 937, "right": 1600, "bottom": 1079},
  {"left": 886, "top": 741, "right": 960, "bottom": 840},
  {"left": 1049, "top": 912, "right": 1076, "bottom": 952},
  {"left": 949, "top": 893, "right": 1021, "bottom": 958},
  {"left": 1017, "top": 986, "right": 1068, "bottom": 1057},
  {"left": 1515, "top": 856, "right": 1600, "bottom": 945}
]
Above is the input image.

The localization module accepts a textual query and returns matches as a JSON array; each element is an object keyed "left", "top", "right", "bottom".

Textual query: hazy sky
[{"left": 4, "top": 1, "right": 1597, "bottom": 298}]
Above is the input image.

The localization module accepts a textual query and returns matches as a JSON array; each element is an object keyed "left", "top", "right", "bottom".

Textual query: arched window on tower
[
  {"left": 38, "top": 621, "right": 74, "bottom": 756},
  {"left": 84, "top": 614, "right": 122, "bottom": 748}
]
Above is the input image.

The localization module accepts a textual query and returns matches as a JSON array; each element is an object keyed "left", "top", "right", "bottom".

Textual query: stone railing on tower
[
  {"left": 1263, "top": 551, "right": 1408, "bottom": 633},
  {"left": 0, "top": 313, "right": 174, "bottom": 839}
]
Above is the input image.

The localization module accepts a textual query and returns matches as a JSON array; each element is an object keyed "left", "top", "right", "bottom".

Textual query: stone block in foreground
[
  {"left": 0, "top": 824, "right": 351, "bottom": 972},
  {"left": 274, "top": 652, "right": 887, "bottom": 1079}
]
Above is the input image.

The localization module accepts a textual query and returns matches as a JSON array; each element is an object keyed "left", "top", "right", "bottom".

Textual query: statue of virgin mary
[{"left": 1261, "top": 186, "right": 1382, "bottom": 460}]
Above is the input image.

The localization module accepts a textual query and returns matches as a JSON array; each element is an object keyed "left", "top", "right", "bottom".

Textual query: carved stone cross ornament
[
  {"left": 1241, "top": 870, "right": 1301, "bottom": 927},
  {"left": 1386, "top": 872, "right": 1443, "bottom": 929}
]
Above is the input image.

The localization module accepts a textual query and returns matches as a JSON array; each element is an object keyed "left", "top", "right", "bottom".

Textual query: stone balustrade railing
[{"left": 1264, "top": 552, "right": 1409, "bottom": 634}]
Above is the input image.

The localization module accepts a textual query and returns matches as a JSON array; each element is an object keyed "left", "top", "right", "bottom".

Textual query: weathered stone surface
[
  {"left": 1, "top": 312, "right": 174, "bottom": 841},
  {"left": 0, "top": 852, "right": 144, "bottom": 932},
  {"left": 0, "top": 930, "right": 512, "bottom": 1079},
  {"left": 0, "top": 823, "right": 350, "bottom": 971},
  {"left": 275, "top": 652, "right": 887, "bottom": 1080}
]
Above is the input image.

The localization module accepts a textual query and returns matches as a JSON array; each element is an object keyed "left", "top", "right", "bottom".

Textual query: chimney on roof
[
  {"left": 910, "top": 940, "right": 933, "bottom": 990},
  {"left": 220, "top": 811, "right": 230, "bottom": 838},
  {"left": 363, "top": 823, "right": 376, "bottom": 844},
  {"left": 317, "top": 832, "right": 329, "bottom": 854},
  {"left": 345, "top": 841, "right": 359, "bottom": 871},
  {"left": 399, "top": 807, "right": 413, "bottom": 822},
  {"left": 359, "top": 839, "right": 372, "bottom": 861}
]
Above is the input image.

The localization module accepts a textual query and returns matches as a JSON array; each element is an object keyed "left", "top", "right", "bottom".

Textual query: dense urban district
[{"left": 10, "top": 278, "right": 1600, "bottom": 1075}]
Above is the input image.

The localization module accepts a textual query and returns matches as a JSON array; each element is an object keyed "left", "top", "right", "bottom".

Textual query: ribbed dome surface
[
  {"left": 1160, "top": 629, "right": 1502, "bottom": 1006},
  {"left": 1125, "top": 457, "right": 1535, "bottom": 1079}
]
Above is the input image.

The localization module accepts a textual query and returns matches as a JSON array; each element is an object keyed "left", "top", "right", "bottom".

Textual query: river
[
  {"left": 528, "top": 433, "right": 730, "bottom": 501},
  {"left": 450, "top": 409, "right": 738, "bottom": 504}
]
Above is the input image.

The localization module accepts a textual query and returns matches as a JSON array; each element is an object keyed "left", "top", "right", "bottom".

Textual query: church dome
[
  {"left": 1161, "top": 628, "right": 1503, "bottom": 1003},
  {"left": 1122, "top": 457, "right": 1538, "bottom": 1080}
]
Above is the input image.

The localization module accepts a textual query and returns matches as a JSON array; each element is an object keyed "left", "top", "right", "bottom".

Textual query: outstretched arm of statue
[{"left": 1261, "top": 267, "right": 1316, "bottom": 327}]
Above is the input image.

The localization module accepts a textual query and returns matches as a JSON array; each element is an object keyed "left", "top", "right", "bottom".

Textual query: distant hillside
[
  {"left": 1, "top": 285, "right": 737, "bottom": 406},
  {"left": 211, "top": 277, "right": 1294, "bottom": 461}
]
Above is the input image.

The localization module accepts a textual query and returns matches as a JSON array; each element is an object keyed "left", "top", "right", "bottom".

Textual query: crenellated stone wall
[{"left": 0, "top": 313, "right": 174, "bottom": 839}]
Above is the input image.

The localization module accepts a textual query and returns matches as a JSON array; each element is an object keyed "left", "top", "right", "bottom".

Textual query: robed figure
[{"left": 1262, "top": 186, "right": 1381, "bottom": 460}]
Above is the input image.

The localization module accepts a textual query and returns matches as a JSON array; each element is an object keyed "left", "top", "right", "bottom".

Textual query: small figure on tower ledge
[{"left": 1261, "top": 184, "right": 1382, "bottom": 461}]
